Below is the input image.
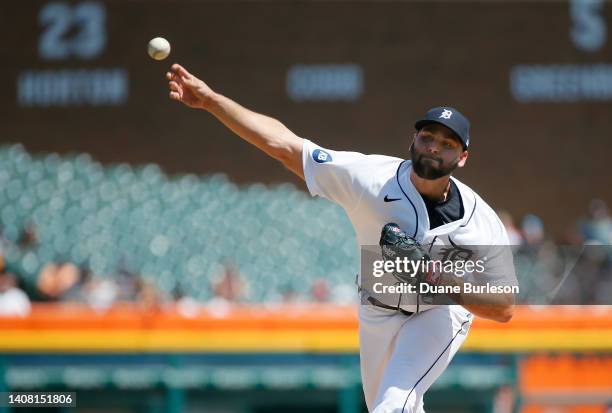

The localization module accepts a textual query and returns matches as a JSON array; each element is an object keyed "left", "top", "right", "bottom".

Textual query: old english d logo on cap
[{"left": 414, "top": 106, "right": 470, "bottom": 149}]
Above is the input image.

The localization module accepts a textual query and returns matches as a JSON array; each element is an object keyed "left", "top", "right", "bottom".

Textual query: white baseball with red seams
[{"left": 147, "top": 37, "right": 171, "bottom": 61}]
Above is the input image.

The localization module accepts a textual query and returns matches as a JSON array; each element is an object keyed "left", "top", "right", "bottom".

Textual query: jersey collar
[{"left": 397, "top": 161, "right": 476, "bottom": 237}]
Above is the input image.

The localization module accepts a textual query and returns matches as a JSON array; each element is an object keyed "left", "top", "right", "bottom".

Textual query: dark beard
[{"left": 410, "top": 145, "right": 459, "bottom": 180}]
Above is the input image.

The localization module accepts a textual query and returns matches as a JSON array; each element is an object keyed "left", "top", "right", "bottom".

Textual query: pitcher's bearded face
[
  {"left": 410, "top": 124, "right": 467, "bottom": 180},
  {"left": 410, "top": 144, "right": 460, "bottom": 179}
]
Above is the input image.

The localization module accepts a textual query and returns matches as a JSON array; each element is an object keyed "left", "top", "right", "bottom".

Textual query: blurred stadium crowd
[{"left": 0, "top": 143, "right": 610, "bottom": 317}]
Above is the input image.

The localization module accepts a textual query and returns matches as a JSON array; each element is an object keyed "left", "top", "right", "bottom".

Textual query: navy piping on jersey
[
  {"left": 416, "top": 236, "right": 438, "bottom": 315},
  {"left": 460, "top": 189, "right": 477, "bottom": 227},
  {"left": 400, "top": 318, "right": 472, "bottom": 413},
  {"left": 395, "top": 160, "right": 419, "bottom": 238},
  {"left": 426, "top": 237, "right": 438, "bottom": 253}
]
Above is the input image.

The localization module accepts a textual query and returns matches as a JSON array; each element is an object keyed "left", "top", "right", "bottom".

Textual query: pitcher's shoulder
[
  {"left": 359, "top": 153, "right": 404, "bottom": 171},
  {"left": 451, "top": 177, "right": 508, "bottom": 241},
  {"left": 346, "top": 153, "right": 405, "bottom": 187}
]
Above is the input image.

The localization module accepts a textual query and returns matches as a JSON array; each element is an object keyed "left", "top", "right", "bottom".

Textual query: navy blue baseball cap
[{"left": 414, "top": 106, "right": 470, "bottom": 149}]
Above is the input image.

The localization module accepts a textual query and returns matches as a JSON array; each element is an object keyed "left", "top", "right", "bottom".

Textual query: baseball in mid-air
[{"left": 147, "top": 37, "right": 171, "bottom": 60}]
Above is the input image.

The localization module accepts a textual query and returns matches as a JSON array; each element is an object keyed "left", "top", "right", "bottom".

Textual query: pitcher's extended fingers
[
  {"left": 167, "top": 71, "right": 181, "bottom": 83},
  {"left": 171, "top": 63, "right": 191, "bottom": 79},
  {"left": 168, "top": 81, "right": 180, "bottom": 92}
]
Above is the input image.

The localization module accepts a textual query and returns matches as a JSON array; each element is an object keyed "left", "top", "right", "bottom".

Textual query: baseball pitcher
[{"left": 166, "top": 63, "right": 516, "bottom": 413}]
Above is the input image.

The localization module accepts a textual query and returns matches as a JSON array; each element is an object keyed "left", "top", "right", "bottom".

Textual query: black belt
[{"left": 366, "top": 296, "right": 415, "bottom": 317}]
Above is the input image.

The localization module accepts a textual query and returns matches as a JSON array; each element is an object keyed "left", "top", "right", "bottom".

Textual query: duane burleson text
[{"left": 373, "top": 282, "right": 519, "bottom": 295}]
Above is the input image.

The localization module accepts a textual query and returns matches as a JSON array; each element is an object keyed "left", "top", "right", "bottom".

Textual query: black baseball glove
[{"left": 379, "top": 223, "right": 440, "bottom": 286}]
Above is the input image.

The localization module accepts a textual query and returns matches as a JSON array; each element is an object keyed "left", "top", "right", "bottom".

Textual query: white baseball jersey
[{"left": 301, "top": 139, "right": 514, "bottom": 412}]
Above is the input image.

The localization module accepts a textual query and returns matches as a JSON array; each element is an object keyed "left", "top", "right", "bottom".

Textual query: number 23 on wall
[{"left": 38, "top": 1, "right": 106, "bottom": 60}]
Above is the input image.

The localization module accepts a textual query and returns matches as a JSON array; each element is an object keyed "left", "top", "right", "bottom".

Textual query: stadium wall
[{"left": 1, "top": 1, "right": 612, "bottom": 236}]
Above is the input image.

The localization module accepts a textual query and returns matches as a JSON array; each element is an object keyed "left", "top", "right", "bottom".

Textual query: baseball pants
[{"left": 359, "top": 305, "right": 473, "bottom": 413}]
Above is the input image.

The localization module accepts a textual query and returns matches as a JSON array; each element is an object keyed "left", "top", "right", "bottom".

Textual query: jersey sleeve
[
  {"left": 470, "top": 218, "right": 518, "bottom": 287},
  {"left": 302, "top": 139, "right": 369, "bottom": 210}
]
